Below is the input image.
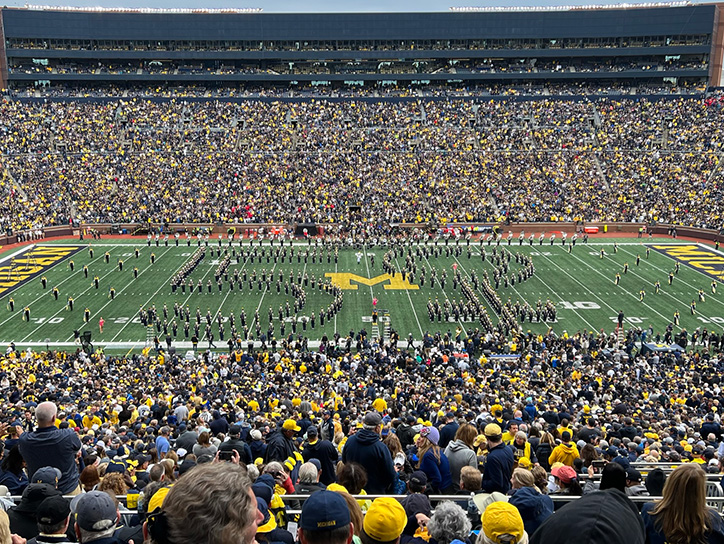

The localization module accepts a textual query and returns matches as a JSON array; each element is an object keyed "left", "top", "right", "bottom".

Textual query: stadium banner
[
  {"left": 0, "top": 245, "right": 83, "bottom": 296},
  {"left": 648, "top": 244, "right": 724, "bottom": 281}
]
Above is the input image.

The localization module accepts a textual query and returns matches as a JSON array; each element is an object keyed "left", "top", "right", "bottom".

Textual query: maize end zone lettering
[
  {"left": 324, "top": 272, "right": 419, "bottom": 290},
  {"left": 0, "top": 246, "right": 82, "bottom": 296},
  {"left": 649, "top": 244, "right": 724, "bottom": 281}
]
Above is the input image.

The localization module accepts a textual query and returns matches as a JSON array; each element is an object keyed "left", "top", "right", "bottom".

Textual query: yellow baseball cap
[
  {"left": 484, "top": 423, "right": 502, "bottom": 437},
  {"left": 483, "top": 502, "right": 524, "bottom": 544},
  {"left": 363, "top": 497, "right": 406, "bottom": 542},
  {"left": 282, "top": 419, "right": 301, "bottom": 432}
]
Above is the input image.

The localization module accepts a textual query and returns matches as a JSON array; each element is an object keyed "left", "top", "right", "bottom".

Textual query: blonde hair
[
  {"left": 512, "top": 468, "right": 535, "bottom": 488},
  {"left": 417, "top": 438, "right": 441, "bottom": 468},
  {"left": 98, "top": 472, "right": 129, "bottom": 496},
  {"left": 650, "top": 464, "right": 712, "bottom": 544},
  {"left": 337, "top": 491, "right": 364, "bottom": 537},
  {"left": 0, "top": 510, "right": 11, "bottom": 544}
]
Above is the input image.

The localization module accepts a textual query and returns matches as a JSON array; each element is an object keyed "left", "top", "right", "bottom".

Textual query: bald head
[{"left": 36, "top": 402, "right": 58, "bottom": 426}]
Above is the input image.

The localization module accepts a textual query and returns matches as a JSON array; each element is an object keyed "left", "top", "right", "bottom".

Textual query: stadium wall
[
  {"left": 9, "top": 93, "right": 709, "bottom": 105},
  {"left": 69, "top": 223, "right": 722, "bottom": 243}
]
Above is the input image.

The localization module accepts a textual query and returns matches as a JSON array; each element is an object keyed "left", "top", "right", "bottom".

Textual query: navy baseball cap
[
  {"left": 31, "top": 467, "right": 62, "bottom": 487},
  {"left": 300, "top": 491, "right": 351, "bottom": 531},
  {"left": 74, "top": 491, "right": 118, "bottom": 532}
]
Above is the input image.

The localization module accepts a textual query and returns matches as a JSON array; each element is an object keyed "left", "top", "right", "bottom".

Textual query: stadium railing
[{"left": 6, "top": 493, "right": 724, "bottom": 521}]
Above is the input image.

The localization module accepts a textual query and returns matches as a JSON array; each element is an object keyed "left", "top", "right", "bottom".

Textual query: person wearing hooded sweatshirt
[
  {"left": 548, "top": 431, "right": 579, "bottom": 467},
  {"left": 508, "top": 468, "right": 553, "bottom": 536},
  {"left": 302, "top": 426, "right": 339, "bottom": 486},
  {"left": 255, "top": 496, "right": 294, "bottom": 544},
  {"left": 443, "top": 424, "right": 477, "bottom": 489},
  {"left": 341, "top": 412, "right": 395, "bottom": 494}
]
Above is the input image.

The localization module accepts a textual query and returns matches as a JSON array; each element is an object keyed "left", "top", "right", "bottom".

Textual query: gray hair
[
  {"left": 263, "top": 461, "right": 284, "bottom": 475},
  {"left": 246, "top": 464, "right": 260, "bottom": 481},
  {"left": 427, "top": 501, "right": 471, "bottom": 544},
  {"left": 298, "top": 462, "right": 318, "bottom": 484},
  {"left": 78, "top": 526, "right": 117, "bottom": 543},
  {"left": 36, "top": 402, "right": 58, "bottom": 425}
]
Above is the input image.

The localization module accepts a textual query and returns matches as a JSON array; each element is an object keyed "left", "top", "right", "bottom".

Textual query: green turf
[{"left": 0, "top": 237, "right": 722, "bottom": 352}]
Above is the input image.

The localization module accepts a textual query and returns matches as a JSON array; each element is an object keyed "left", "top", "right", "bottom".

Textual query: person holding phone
[{"left": 218, "top": 425, "right": 252, "bottom": 465}]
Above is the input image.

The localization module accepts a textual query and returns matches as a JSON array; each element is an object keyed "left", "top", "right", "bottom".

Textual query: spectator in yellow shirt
[{"left": 548, "top": 431, "right": 580, "bottom": 467}]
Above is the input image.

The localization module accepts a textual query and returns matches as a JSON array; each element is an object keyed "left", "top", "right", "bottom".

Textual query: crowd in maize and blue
[{"left": 3, "top": 80, "right": 724, "bottom": 544}]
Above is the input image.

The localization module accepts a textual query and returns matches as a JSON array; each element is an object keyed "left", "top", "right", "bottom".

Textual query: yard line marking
[
  {"left": 556, "top": 246, "right": 671, "bottom": 324},
  {"left": 0, "top": 252, "right": 107, "bottom": 329},
  {"left": 390, "top": 252, "right": 424, "bottom": 338},
  {"left": 209, "top": 251, "right": 253, "bottom": 338},
  {"left": 617, "top": 244, "right": 724, "bottom": 314},
  {"left": 455, "top": 251, "right": 596, "bottom": 331},
  {"left": 420, "top": 252, "right": 467, "bottom": 336},
  {"left": 17, "top": 254, "right": 129, "bottom": 342},
  {"left": 108, "top": 247, "right": 181, "bottom": 342},
  {"left": 248, "top": 255, "right": 280, "bottom": 335}
]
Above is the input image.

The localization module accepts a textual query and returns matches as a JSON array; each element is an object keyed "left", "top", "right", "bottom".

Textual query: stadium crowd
[
  {"left": 2, "top": 94, "right": 724, "bottom": 234},
  {"left": 1, "top": 316, "right": 724, "bottom": 543},
  {"left": 1, "top": 87, "right": 724, "bottom": 543}
]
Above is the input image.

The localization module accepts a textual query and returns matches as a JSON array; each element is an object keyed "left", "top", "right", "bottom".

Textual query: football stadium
[{"left": 0, "top": 3, "right": 723, "bottom": 543}]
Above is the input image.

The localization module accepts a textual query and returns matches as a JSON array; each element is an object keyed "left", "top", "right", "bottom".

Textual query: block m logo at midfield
[{"left": 325, "top": 273, "right": 419, "bottom": 290}]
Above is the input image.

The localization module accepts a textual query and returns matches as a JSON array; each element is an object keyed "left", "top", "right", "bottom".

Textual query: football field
[{"left": 0, "top": 236, "right": 722, "bottom": 353}]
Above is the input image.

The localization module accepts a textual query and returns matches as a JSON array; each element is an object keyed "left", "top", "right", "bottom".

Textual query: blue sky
[{"left": 7, "top": 0, "right": 713, "bottom": 11}]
